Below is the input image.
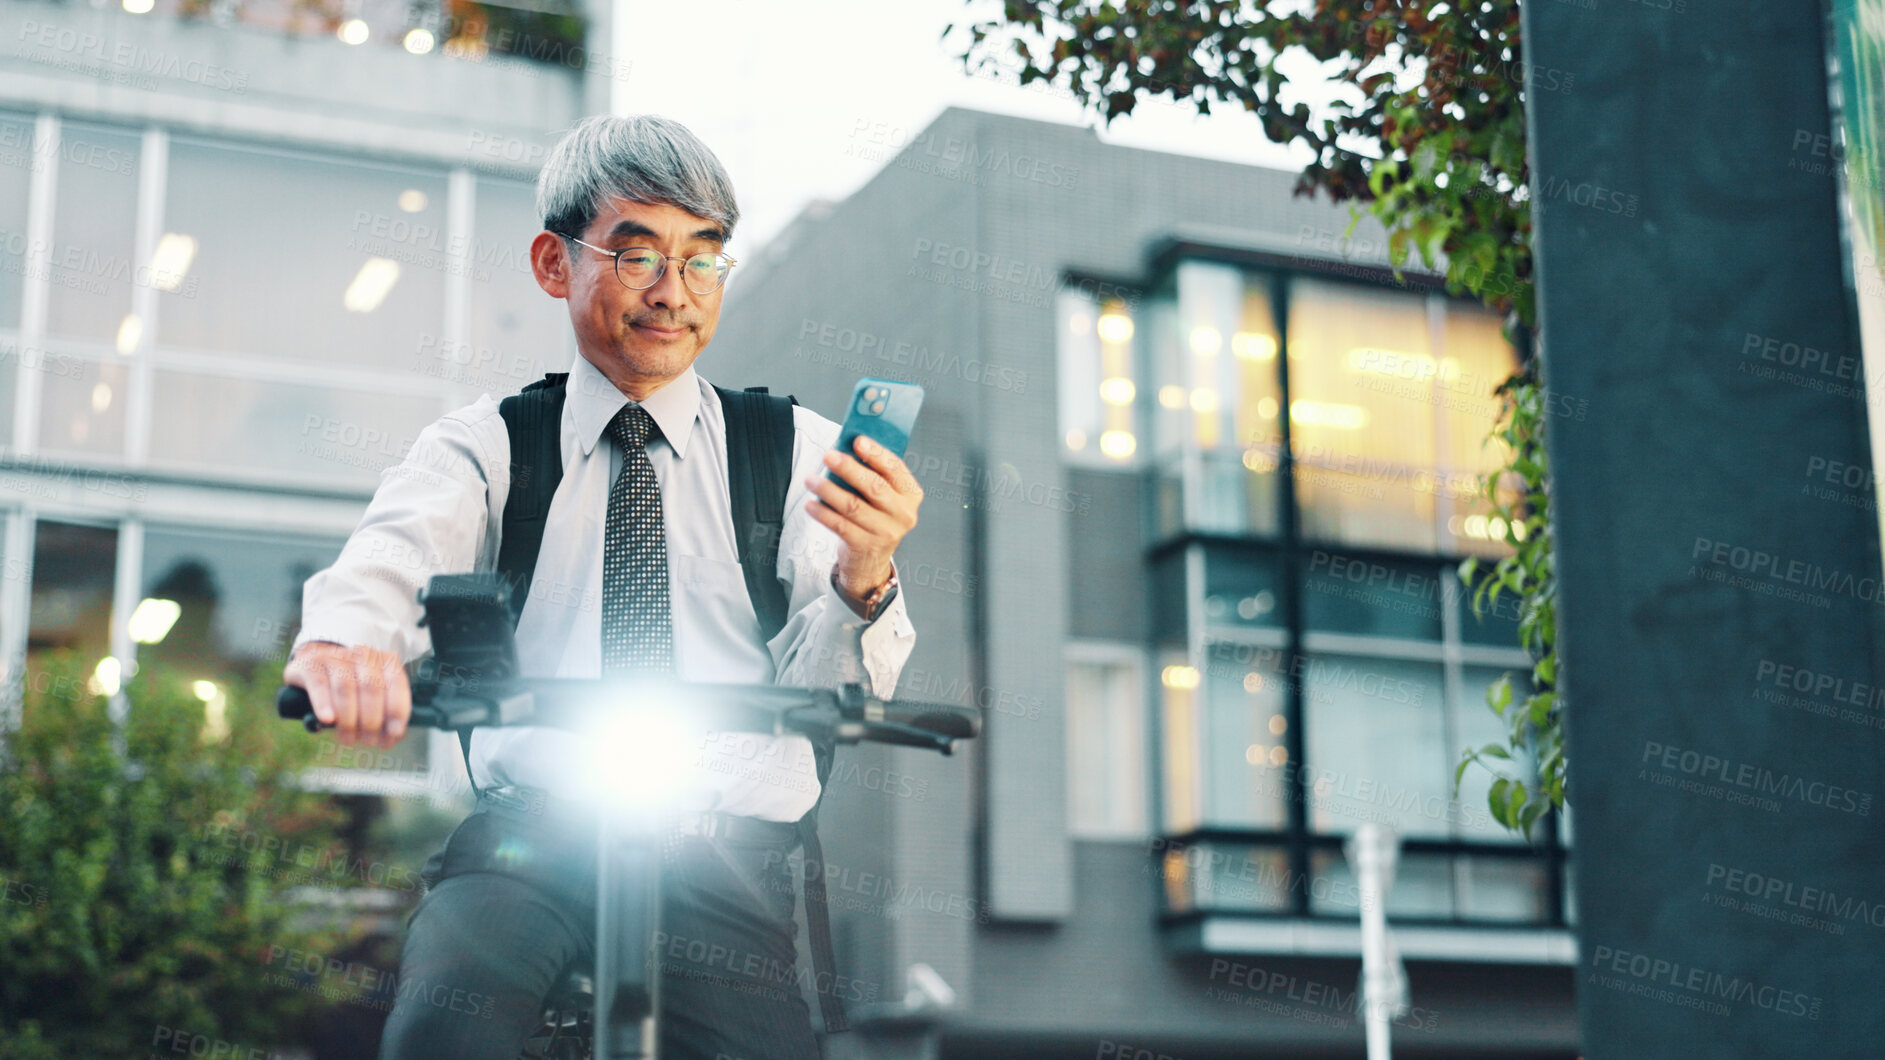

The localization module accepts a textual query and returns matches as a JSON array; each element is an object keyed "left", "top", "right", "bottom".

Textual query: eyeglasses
[{"left": 562, "top": 235, "right": 737, "bottom": 295}]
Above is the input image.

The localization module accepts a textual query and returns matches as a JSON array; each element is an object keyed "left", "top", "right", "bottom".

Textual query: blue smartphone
[{"left": 826, "top": 378, "right": 924, "bottom": 495}]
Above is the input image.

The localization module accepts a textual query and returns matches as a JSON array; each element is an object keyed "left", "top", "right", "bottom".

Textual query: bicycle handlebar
[{"left": 275, "top": 677, "right": 980, "bottom": 755}]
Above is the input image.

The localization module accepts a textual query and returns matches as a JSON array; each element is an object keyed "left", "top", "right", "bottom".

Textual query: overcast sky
[{"left": 609, "top": 0, "right": 1326, "bottom": 256}]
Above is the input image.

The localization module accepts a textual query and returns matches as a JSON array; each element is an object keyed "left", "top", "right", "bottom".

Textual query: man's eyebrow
[{"left": 602, "top": 219, "right": 727, "bottom": 245}]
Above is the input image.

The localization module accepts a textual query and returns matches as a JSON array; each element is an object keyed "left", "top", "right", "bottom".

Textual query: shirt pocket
[{"left": 668, "top": 553, "right": 766, "bottom": 666}]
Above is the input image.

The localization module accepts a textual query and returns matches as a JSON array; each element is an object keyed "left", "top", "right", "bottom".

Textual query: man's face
[{"left": 534, "top": 197, "right": 727, "bottom": 397}]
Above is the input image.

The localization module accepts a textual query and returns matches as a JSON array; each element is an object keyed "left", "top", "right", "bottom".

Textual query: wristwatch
[{"left": 831, "top": 565, "right": 900, "bottom": 622}]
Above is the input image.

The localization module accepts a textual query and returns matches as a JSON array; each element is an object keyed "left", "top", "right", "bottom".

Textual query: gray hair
[{"left": 536, "top": 114, "right": 739, "bottom": 241}]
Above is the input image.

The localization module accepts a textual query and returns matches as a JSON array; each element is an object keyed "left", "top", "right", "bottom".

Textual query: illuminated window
[{"left": 1057, "top": 287, "right": 1141, "bottom": 466}]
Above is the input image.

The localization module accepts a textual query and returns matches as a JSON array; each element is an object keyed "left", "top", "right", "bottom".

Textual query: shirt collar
[{"left": 568, "top": 353, "right": 702, "bottom": 460}]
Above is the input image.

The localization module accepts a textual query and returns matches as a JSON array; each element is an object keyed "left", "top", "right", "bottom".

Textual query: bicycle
[{"left": 277, "top": 573, "right": 979, "bottom": 1060}]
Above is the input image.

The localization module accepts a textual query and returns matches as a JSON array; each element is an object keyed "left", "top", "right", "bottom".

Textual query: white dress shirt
[{"left": 294, "top": 352, "right": 917, "bottom": 821}]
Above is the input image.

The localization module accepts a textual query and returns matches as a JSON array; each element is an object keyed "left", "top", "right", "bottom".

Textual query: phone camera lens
[{"left": 870, "top": 399, "right": 887, "bottom": 413}]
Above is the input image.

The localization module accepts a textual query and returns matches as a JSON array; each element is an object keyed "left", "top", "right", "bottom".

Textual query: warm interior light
[
  {"left": 1243, "top": 672, "right": 1264, "bottom": 693},
  {"left": 122, "top": 0, "right": 154, "bottom": 12},
  {"left": 397, "top": 189, "right": 429, "bottom": 212},
  {"left": 115, "top": 314, "right": 143, "bottom": 355},
  {"left": 128, "top": 598, "right": 182, "bottom": 644},
  {"left": 403, "top": 28, "right": 436, "bottom": 55},
  {"left": 149, "top": 233, "right": 197, "bottom": 292},
  {"left": 1289, "top": 401, "right": 1369, "bottom": 429},
  {"left": 193, "top": 680, "right": 219, "bottom": 701},
  {"left": 1256, "top": 396, "right": 1278, "bottom": 419},
  {"left": 344, "top": 258, "right": 402, "bottom": 313},
  {"left": 1065, "top": 428, "right": 1087, "bottom": 451},
  {"left": 1099, "top": 377, "right": 1135, "bottom": 405},
  {"left": 1189, "top": 327, "right": 1222, "bottom": 355},
  {"left": 1158, "top": 385, "right": 1188, "bottom": 409},
  {"left": 1099, "top": 430, "right": 1136, "bottom": 459},
  {"left": 1232, "top": 332, "right": 1277, "bottom": 359},
  {"left": 339, "top": 19, "right": 370, "bottom": 45},
  {"left": 1161, "top": 665, "right": 1201, "bottom": 690},
  {"left": 1097, "top": 313, "right": 1135, "bottom": 343},
  {"left": 91, "top": 383, "right": 112, "bottom": 414},
  {"left": 1189, "top": 388, "right": 1218, "bottom": 413}
]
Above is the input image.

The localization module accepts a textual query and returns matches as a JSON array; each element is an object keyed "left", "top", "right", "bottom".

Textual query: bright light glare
[
  {"left": 128, "top": 598, "right": 182, "bottom": 643},
  {"left": 123, "top": 0, "right": 154, "bottom": 13},
  {"left": 403, "top": 28, "right": 436, "bottom": 55},
  {"left": 338, "top": 18, "right": 369, "bottom": 45},
  {"left": 583, "top": 705, "right": 698, "bottom": 809},
  {"left": 90, "top": 657, "right": 121, "bottom": 696}
]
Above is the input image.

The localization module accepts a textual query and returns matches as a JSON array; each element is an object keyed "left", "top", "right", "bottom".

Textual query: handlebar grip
[{"left": 276, "top": 685, "right": 325, "bottom": 733}]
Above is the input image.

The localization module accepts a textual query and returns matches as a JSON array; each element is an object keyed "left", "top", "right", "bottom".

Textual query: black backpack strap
[
  {"left": 714, "top": 384, "right": 797, "bottom": 643},
  {"left": 465, "top": 372, "right": 569, "bottom": 796}
]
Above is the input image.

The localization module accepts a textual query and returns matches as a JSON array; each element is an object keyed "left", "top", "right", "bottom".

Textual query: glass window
[
  {"left": 1065, "top": 648, "right": 1148, "bottom": 839},
  {"left": 1163, "top": 841, "right": 1293, "bottom": 914},
  {"left": 27, "top": 520, "right": 117, "bottom": 688},
  {"left": 46, "top": 122, "right": 141, "bottom": 345},
  {"left": 1196, "top": 645, "right": 1289, "bottom": 830},
  {"left": 146, "top": 370, "right": 444, "bottom": 484},
  {"left": 160, "top": 140, "right": 449, "bottom": 368},
  {"left": 1164, "top": 262, "right": 1282, "bottom": 536},
  {"left": 458, "top": 179, "right": 567, "bottom": 394},
  {"left": 1287, "top": 278, "right": 1439, "bottom": 550},
  {"left": 1158, "top": 650, "right": 1202, "bottom": 833},
  {"left": 1301, "top": 550, "right": 1445, "bottom": 641},
  {"left": 0, "top": 111, "right": 35, "bottom": 330},
  {"left": 140, "top": 525, "right": 342, "bottom": 672},
  {"left": 1310, "top": 848, "right": 1455, "bottom": 919},
  {"left": 34, "top": 357, "right": 128, "bottom": 459},
  {"left": 1303, "top": 654, "right": 1449, "bottom": 838},
  {"left": 1456, "top": 856, "right": 1550, "bottom": 922},
  {"left": 1057, "top": 288, "right": 1140, "bottom": 465},
  {"left": 1203, "top": 546, "right": 1284, "bottom": 630}
]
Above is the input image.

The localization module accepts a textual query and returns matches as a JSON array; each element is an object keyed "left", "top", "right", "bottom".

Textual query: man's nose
[{"left": 641, "top": 259, "right": 692, "bottom": 312}]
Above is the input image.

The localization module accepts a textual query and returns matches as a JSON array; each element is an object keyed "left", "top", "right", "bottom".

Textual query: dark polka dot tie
[{"left": 601, "top": 403, "right": 672, "bottom": 676}]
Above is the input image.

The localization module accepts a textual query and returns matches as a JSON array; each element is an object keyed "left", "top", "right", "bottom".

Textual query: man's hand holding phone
[
  {"left": 804, "top": 434, "right": 924, "bottom": 613},
  {"left": 282, "top": 641, "right": 412, "bottom": 748}
]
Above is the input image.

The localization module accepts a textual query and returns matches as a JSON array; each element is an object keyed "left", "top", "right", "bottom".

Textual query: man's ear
[{"left": 531, "top": 231, "right": 572, "bottom": 298}]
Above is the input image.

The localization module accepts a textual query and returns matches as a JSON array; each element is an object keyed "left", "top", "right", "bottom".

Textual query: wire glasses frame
[{"left": 562, "top": 235, "right": 738, "bottom": 295}]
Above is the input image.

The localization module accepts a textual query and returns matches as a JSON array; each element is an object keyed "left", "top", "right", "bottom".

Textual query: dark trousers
[{"left": 379, "top": 791, "right": 822, "bottom": 1060}]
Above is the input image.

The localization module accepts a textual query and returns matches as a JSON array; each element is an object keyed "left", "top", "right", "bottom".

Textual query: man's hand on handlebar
[{"left": 282, "top": 641, "right": 412, "bottom": 749}]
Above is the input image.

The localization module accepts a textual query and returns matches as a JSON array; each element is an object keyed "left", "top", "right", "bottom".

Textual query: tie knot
[{"left": 607, "top": 403, "right": 658, "bottom": 450}]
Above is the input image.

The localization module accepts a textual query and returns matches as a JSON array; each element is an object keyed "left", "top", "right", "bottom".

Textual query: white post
[{"left": 1346, "top": 823, "right": 1405, "bottom": 1060}]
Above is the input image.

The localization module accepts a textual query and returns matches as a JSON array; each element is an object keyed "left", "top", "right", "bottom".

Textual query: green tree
[
  {"left": 0, "top": 652, "right": 363, "bottom": 1057},
  {"left": 956, "top": 0, "right": 1560, "bottom": 832}
]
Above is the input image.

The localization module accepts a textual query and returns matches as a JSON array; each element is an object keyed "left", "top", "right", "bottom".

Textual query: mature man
[{"left": 282, "top": 114, "right": 922, "bottom": 1060}]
